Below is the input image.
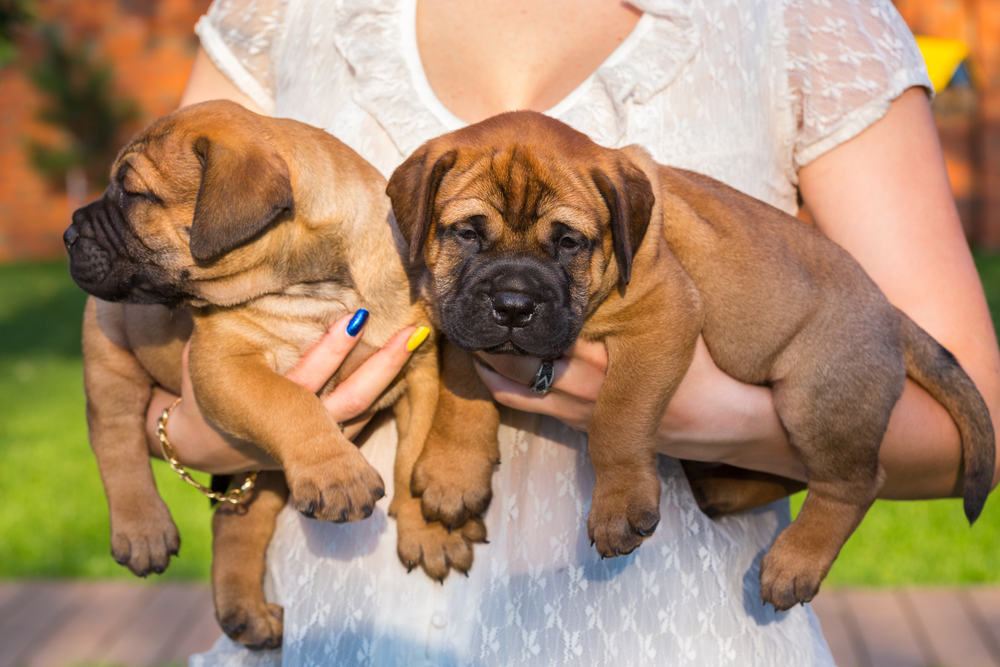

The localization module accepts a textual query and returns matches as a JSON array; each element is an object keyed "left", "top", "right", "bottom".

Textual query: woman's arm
[
  {"left": 178, "top": 47, "right": 264, "bottom": 111},
  {"left": 146, "top": 313, "right": 429, "bottom": 474},
  {"left": 475, "top": 87, "right": 1000, "bottom": 499}
]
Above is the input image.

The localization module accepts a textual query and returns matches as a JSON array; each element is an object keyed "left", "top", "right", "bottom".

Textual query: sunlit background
[{"left": 0, "top": 0, "right": 999, "bottom": 665}]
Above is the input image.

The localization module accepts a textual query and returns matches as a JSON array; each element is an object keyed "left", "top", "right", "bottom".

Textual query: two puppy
[{"left": 72, "top": 102, "right": 994, "bottom": 657}]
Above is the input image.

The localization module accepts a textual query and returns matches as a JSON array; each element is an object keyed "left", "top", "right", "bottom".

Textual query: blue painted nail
[{"left": 346, "top": 309, "right": 369, "bottom": 337}]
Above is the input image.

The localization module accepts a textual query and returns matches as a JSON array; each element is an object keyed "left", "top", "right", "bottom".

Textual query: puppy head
[
  {"left": 387, "top": 111, "right": 654, "bottom": 358},
  {"left": 65, "top": 100, "right": 295, "bottom": 306}
]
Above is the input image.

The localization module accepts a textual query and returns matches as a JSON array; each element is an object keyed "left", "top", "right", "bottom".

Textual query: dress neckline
[
  {"left": 331, "top": 0, "right": 701, "bottom": 155},
  {"left": 397, "top": 0, "right": 656, "bottom": 130}
]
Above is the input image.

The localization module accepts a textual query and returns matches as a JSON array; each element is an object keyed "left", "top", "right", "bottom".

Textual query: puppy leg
[
  {"left": 587, "top": 327, "right": 698, "bottom": 558},
  {"left": 411, "top": 340, "right": 500, "bottom": 529},
  {"left": 212, "top": 471, "right": 288, "bottom": 650},
  {"left": 758, "top": 363, "right": 901, "bottom": 610},
  {"left": 83, "top": 298, "right": 180, "bottom": 576},
  {"left": 681, "top": 461, "right": 807, "bottom": 517},
  {"left": 189, "top": 329, "right": 384, "bottom": 524},
  {"left": 393, "top": 344, "right": 490, "bottom": 580}
]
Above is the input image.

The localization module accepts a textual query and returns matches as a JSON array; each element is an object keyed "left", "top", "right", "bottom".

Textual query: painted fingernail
[
  {"left": 405, "top": 326, "right": 430, "bottom": 352},
  {"left": 346, "top": 309, "right": 369, "bottom": 337}
]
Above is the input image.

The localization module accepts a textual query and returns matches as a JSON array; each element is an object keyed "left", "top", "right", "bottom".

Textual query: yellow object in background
[{"left": 914, "top": 35, "right": 970, "bottom": 93}]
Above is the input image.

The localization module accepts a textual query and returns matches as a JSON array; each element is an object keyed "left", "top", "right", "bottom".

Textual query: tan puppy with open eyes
[
  {"left": 66, "top": 100, "right": 484, "bottom": 649},
  {"left": 387, "top": 110, "right": 995, "bottom": 611}
]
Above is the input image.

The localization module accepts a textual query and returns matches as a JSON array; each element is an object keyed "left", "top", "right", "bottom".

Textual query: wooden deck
[{"left": 1, "top": 581, "right": 1000, "bottom": 666}]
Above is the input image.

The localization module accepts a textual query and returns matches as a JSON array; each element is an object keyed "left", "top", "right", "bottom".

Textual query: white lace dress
[{"left": 190, "top": 1, "right": 930, "bottom": 664}]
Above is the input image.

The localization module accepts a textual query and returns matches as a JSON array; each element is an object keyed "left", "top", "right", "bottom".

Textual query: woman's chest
[
  {"left": 276, "top": 0, "right": 795, "bottom": 209},
  {"left": 414, "top": 0, "right": 643, "bottom": 123}
]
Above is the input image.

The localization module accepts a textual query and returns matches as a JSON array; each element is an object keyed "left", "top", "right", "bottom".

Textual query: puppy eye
[
  {"left": 119, "top": 183, "right": 150, "bottom": 202},
  {"left": 559, "top": 236, "right": 581, "bottom": 250},
  {"left": 457, "top": 228, "right": 479, "bottom": 242}
]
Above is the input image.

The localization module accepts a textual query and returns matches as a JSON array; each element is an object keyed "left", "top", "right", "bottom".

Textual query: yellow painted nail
[{"left": 406, "top": 326, "right": 430, "bottom": 352}]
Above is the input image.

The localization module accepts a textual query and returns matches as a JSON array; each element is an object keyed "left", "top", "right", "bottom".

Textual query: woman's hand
[
  {"left": 475, "top": 336, "right": 805, "bottom": 480},
  {"left": 145, "top": 311, "right": 429, "bottom": 475}
]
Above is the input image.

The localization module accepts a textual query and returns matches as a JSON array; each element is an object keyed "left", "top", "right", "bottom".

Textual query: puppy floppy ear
[
  {"left": 386, "top": 147, "right": 457, "bottom": 265},
  {"left": 190, "top": 136, "right": 294, "bottom": 263},
  {"left": 591, "top": 160, "right": 654, "bottom": 285}
]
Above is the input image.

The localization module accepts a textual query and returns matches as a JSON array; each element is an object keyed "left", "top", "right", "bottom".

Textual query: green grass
[
  {"left": 798, "top": 492, "right": 1000, "bottom": 586},
  {"left": 1, "top": 257, "right": 999, "bottom": 586},
  {"left": 0, "top": 261, "right": 213, "bottom": 581}
]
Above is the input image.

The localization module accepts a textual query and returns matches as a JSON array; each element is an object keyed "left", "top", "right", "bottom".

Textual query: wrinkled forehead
[
  {"left": 107, "top": 120, "right": 201, "bottom": 196},
  {"left": 442, "top": 144, "right": 601, "bottom": 228}
]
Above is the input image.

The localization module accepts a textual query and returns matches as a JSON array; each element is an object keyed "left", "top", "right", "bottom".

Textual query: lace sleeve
[
  {"left": 194, "top": 0, "right": 293, "bottom": 114},
  {"left": 786, "top": 0, "right": 932, "bottom": 169}
]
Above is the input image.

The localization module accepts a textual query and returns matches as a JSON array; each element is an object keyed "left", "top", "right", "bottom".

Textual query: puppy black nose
[
  {"left": 63, "top": 225, "right": 79, "bottom": 249},
  {"left": 492, "top": 292, "right": 535, "bottom": 328}
]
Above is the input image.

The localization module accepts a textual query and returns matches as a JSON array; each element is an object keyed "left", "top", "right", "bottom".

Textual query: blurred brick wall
[
  {"left": 895, "top": 0, "right": 1000, "bottom": 247},
  {"left": 0, "top": 0, "right": 211, "bottom": 262}
]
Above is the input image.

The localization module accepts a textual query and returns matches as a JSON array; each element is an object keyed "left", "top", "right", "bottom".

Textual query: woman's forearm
[
  {"left": 654, "top": 338, "right": 967, "bottom": 499},
  {"left": 877, "top": 379, "right": 964, "bottom": 499},
  {"left": 143, "top": 319, "right": 426, "bottom": 475},
  {"left": 660, "top": 352, "right": 961, "bottom": 500},
  {"left": 145, "top": 386, "right": 280, "bottom": 474},
  {"left": 654, "top": 337, "right": 806, "bottom": 481}
]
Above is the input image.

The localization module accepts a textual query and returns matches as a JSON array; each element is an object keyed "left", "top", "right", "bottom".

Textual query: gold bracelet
[{"left": 157, "top": 397, "right": 258, "bottom": 504}]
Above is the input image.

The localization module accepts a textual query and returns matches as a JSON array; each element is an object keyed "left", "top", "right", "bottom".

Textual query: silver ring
[{"left": 528, "top": 359, "right": 555, "bottom": 395}]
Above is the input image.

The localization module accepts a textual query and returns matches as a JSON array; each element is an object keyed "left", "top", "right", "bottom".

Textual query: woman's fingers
[
  {"left": 321, "top": 325, "right": 430, "bottom": 422},
  {"left": 286, "top": 310, "right": 370, "bottom": 392},
  {"left": 472, "top": 338, "right": 609, "bottom": 431},
  {"left": 473, "top": 356, "right": 593, "bottom": 432},
  {"left": 284, "top": 308, "right": 431, "bottom": 425},
  {"left": 475, "top": 338, "right": 608, "bottom": 402},
  {"left": 473, "top": 353, "right": 557, "bottom": 387}
]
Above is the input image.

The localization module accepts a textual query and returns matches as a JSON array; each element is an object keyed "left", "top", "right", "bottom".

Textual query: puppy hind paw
[
  {"left": 110, "top": 515, "right": 180, "bottom": 577},
  {"left": 758, "top": 539, "right": 828, "bottom": 611},
  {"left": 417, "top": 484, "right": 492, "bottom": 531},
  {"left": 396, "top": 501, "right": 487, "bottom": 581},
  {"left": 586, "top": 487, "right": 660, "bottom": 558},
  {"left": 217, "top": 601, "right": 284, "bottom": 650},
  {"left": 587, "top": 517, "right": 645, "bottom": 559},
  {"left": 411, "top": 447, "right": 495, "bottom": 529},
  {"left": 759, "top": 565, "right": 821, "bottom": 612}
]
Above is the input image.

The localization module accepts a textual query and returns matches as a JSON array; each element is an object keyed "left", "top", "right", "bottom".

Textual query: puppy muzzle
[
  {"left": 65, "top": 197, "right": 185, "bottom": 305},
  {"left": 440, "top": 258, "right": 583, "bottom": 359}
]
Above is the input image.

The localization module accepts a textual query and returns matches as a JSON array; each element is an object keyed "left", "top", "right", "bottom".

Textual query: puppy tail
[{"left": 900, "top": 311, "right": 995, "bottom": 524}]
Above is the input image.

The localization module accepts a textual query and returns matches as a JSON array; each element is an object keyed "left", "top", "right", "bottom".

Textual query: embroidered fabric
[{"left": 190, "top": 1, "right": 930, "bottom": 665}]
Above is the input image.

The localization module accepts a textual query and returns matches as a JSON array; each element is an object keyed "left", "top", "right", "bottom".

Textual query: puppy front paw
[
  {"left": 395, "top": 497, "right": 487, "bottom": 582},
  {"left": 217, "top": 600, "right": 284, "bottom": 650},
  {"left": 109, "top": 498, "right": 180, "bottom": 577},
  {"left": 411, "top": 443, "right": 496, "bottom": 529},
  {"left": 286, "top": 449, "right": 385, "bottom": 523},
  {"left": 586, "top": 475, "right": 660, "bottom": 559}
]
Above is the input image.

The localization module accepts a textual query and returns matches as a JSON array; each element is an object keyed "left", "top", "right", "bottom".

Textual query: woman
[{"left": 150, "top": 0, "right": 1000, "bottom": 663}]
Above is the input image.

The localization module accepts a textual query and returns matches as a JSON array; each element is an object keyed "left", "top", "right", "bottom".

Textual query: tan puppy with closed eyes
[
  {"left": 387, "top": 110, "right": 994, "bottom": 610},
  {"left": 66, "top": 101, "right": 484, "bottom": 649}
]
